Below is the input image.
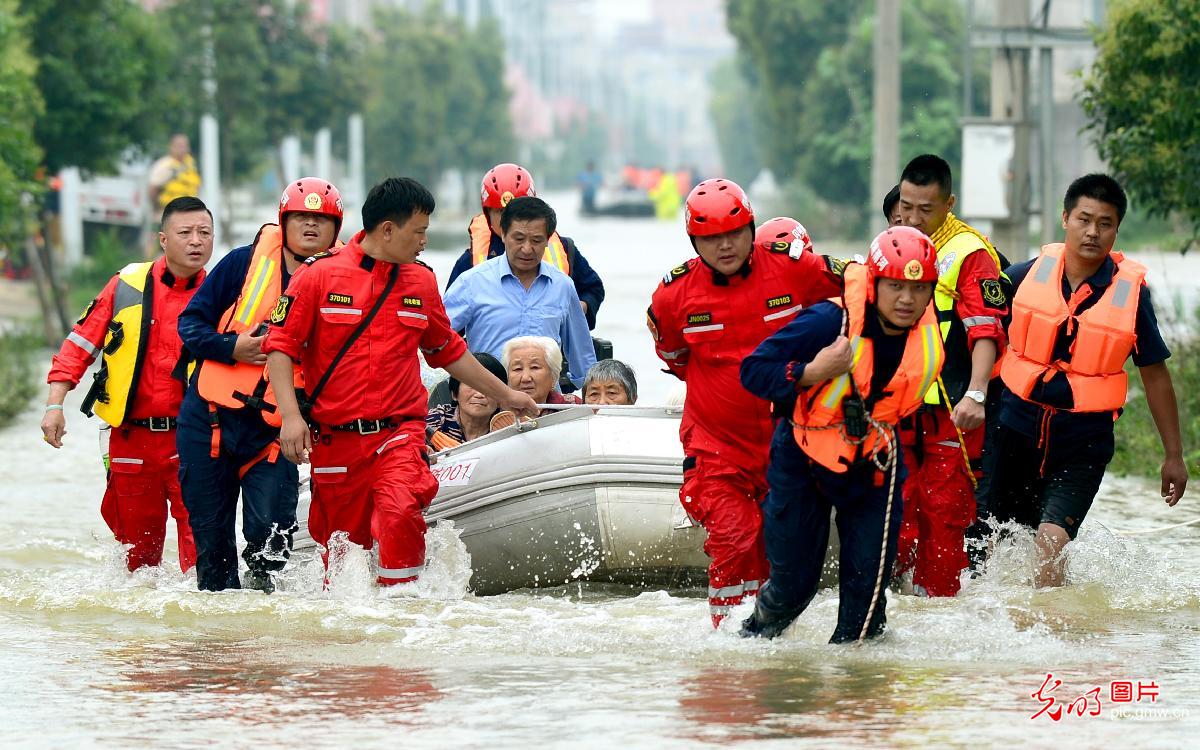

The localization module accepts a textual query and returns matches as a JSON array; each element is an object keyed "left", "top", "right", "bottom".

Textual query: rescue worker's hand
[
  {"left": 951, "top": 397, "right": 985, "bottom": 431},
  {"left": 804, "top": 336, "right": 854, "bottom": 383},
  {"left": 280, "top": 414, "right": 312, "bottom": 465},
  {"left": 233, "top": 331, "right": 268, "bottom": 365},
  {"left": 1161, "top": 454, "right": 1187, "bottom": 506},
  {"left": 498, "top": 388, "right": 539, "bottom": 419},
  {"left": 41, "top": 408, "right": 66, "bottom": 448}
]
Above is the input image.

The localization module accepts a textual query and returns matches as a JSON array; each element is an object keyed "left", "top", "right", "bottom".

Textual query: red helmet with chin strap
[
  {"left": 481, "top": 163, "right": 536, "bottom": 209},
  {"left": 755, "top": 216, "right": 813, "bottom": 256},
  {"left": 866, "top": 225, "right": 938, "bottom": 300},
  {"left": 684, "top": 178, "right": 754, "bottom": 236},
  {"left": 279, "top": 177, "right": 343, "bottom": 237}
]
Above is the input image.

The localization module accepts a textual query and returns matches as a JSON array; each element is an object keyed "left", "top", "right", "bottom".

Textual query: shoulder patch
[
  {"left": 980, "top": 278, "right": 1007, "bottom": 309},
  {"left": 414, "top": 259, "right": 434, "bottom": 271},
  {"left": 824, "top": 256, "right": 847, "bottom": 278},
  {"left": 75, "top": 298, "right": 98, "bottom": 326},
  {"left": 645, "top": 306, "right": 660, "bottom": 342},
  {"left": 663, "top": 263, "right": 691, "bottom": 285},
  {"left": 269, "top": 295, "right": 293, "bottom": 324},
  {"left": 304, "top": 250, "right": 335, "bottom": 265}
]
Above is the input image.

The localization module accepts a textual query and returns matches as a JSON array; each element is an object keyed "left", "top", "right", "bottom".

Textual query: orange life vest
[
  {"left": 468, "top": 213, "right": 570, "bottom": 274},
  {"left": 1000, "top": 243, "right": 1146, "bottom": 413},
  {"left": 792, "top": 263, "right": 945, "bottom": 473},
  {"left": 195, "top": 224, "right": 301, "bottom": 426}
]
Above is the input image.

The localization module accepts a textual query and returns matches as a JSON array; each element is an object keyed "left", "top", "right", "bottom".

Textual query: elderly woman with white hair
[
  {"left": 501, "top": 335, "right": 582, "bottom": 415},
  {"left": 583, "top": 359, "right": 638, "bottom": 405}
]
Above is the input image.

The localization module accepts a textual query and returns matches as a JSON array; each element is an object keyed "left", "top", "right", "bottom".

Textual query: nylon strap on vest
[{"left": 301, "top": 264, "right": 399, "bottom": 417}]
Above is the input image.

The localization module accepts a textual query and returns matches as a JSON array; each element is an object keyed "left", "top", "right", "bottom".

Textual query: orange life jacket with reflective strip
[
  {"left": 196, "top": 224, "right": 300, "bottom": 425},
  {"left": 792, "top": 263, "right": 945, "bottom": 473},
  {"left": 468, "top": 213, "right": 570, "bottom": 274},
  {"left": 1000, "top": 243, "right": 1146, "bottom": 413}
]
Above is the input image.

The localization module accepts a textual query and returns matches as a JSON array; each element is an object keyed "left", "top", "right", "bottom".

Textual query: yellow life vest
[
  {"left": 923, "top": 213, "right": 1006, "bottom": 405},
  {"left": 88, "top": 262, "right": 156, "bottom": 428},
  {"left": 468, "top": 213, "right": 570, "bottom": 274},
  {"left": 158, "top": 154, "right": 201, "bottom": 209}
]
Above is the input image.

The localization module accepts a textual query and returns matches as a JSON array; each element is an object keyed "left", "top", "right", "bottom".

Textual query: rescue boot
[
  {"left": 739, "top": 584, "right": 806, "bottom": 639},
  {"left": 241, "top": 569, "right": 275, "bottom": 594}
]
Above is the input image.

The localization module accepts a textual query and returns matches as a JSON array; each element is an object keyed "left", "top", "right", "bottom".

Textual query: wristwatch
[{"left": 963, "top": 390, "right": 987, "bottom": 405}]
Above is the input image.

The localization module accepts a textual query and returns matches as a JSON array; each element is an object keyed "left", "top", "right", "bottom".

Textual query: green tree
[
  {"left": 0, "top": 0, "right": 43, "bottom": 246},
  {"left": 1082, "top": 0, "right": 1200, "bottom": 248},
  {"left": 22, "top": 0, "right": 173, "bottom": 174},
  {"left": 707, "top": 57, "right": 763, "bottom": 186}
]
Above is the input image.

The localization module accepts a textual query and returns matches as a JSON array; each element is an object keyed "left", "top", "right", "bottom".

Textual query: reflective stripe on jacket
[{"left": 468, "top": 213, "right": 570, "bottom": 274}]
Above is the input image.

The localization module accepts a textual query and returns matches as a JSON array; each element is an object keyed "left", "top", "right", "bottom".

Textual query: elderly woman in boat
[
  {"left": 426, "top": 352, "right": 508, "bottom": 450},
  {"left": 502, "top": 335, "right": 582, "bottom": 416},
  {"left": 583, "top": 359, "right": 638, "bottom": 405}
]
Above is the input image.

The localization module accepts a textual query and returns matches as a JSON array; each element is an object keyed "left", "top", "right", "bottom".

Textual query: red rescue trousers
[
  {"left": 681, "top": 450, "right": 769, "bottom": 627},
  {"left": 101, "top": 426, "right": 196, "bottom": 572},
  {"left": 308, "top": 422, "right": 438, "bottom": 585},
  {"left": 896, "top": 410, "right": 982, "bottom": 597}
]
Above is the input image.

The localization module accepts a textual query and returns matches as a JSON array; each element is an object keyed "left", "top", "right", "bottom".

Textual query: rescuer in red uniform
[
  {"left": 647, "top": 184, "right": 844, "bottom": 627},
  {"left": 264, "top": 177, "right": 537, "bottom": 586},
  {"left": 41, "top": 196, "right": 214, "bottom": 572}
]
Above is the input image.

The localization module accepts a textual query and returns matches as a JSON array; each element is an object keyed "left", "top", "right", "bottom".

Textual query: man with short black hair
[
  {"left": 42, "top": 196, "right": 214, "bottom": 573},
  {"left": 444, "top": 196, "right": 596, "bottom": 389},
  {"left": 894, "top": 153, "right": 1009, "bottom": 597},
  {"left": 264, "top": 177, "right": 537, "bottom": 588},
  {"left": 989, "top": 173, "right": 1186, "bottom": 587}
]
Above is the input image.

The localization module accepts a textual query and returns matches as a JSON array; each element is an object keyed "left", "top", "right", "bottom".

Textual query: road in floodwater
[{"left": 2, "top": 195, "right": 1198, "bottom": 747}]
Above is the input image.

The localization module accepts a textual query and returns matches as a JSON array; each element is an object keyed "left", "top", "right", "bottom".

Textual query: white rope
[
  {"left": 1105, "top": 515, "right": 1200, "bottom": 536},
  {"left": 859, "top": 425, "right": 898, "bottom": 643}
]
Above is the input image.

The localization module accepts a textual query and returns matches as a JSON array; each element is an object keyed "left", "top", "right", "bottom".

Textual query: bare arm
[
  {"left": 267, "top": 351, "right": 311, "bottom": 464},
  {"left": 40, "top": 382, "right": 72, "bottom": 448},
  {"left": 1139, "top": 361, "right": 1187, "bottom": 506}
]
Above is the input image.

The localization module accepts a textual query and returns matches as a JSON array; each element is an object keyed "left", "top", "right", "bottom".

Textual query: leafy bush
[
  {"left": 0, "top": 328, "right": 39, "bottom": 426},
  {"left": 1111, "top": 336, "right": 1200, "bottom": 477}
]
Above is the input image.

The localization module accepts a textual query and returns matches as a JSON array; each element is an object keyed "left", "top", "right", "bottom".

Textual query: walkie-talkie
[{"left": 842, "top": 394, "right": 868, "bottom": 439}]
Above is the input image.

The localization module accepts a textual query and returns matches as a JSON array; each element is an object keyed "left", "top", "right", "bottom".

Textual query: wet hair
[
  {"left": 362, "top": 177, "right": 435, "bottom": 232},
  {"left": 900, "top": 154, "right": 953, "bottom": 200},
  {"left": 160, "top": 196, "right": 212, "bottom": 230},
  {"left": 583, "top": 359, "right": 638, "bottom": 404},
  {"left": 448, "top": 352, "right": 507, "bottom": 400},
  {"left": 1064, "top": 173, "right": 1127, "bottom": 223},
  {"left": 882, "top": 184, "right": 901, "bottom": 221},
  {"left": 501, "top": 335, "right": 563, "bottom": 387},
  {"left": 500, "top": 196, "right": 557, "bottom": 237}
]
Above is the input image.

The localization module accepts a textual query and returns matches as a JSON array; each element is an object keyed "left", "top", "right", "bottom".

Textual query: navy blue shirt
[
  {"left": 740, "top": 300, "right": 908, "bottom": 414},
  {"left": 445, "top": 232, "right": 605, "bottom": 329},
  {"left": 178, "top": 245, "right": 292, "bottom": 374},
  {"left": 998, "top": 254, "right": 1170, "bottom": 440}
]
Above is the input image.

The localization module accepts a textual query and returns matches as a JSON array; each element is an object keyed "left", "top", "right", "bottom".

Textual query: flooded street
[{"left": 3, "top": 198, "right": 1198, "bottom": 747}]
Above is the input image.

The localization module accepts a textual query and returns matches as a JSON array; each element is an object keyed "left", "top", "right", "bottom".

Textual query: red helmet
[
  {"left": 866, "top": 226, "right": 938, "bottom": 299},
  {"left": 684, "top": 178, "right": 754, "bottom": 236},
  {"left": 279, "top": 177, "right": 343, "bottom": 236},
  {"left": 755, "top": 217, "right": 813, "bottom": 257},
  {"left": 481, "top": 163, "right": 536, "bottom": 209}
]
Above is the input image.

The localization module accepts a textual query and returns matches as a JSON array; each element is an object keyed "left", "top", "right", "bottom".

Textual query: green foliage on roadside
[
  {"left": 65, "top": 231, "right": 139, "bottom": 316},
  {"left": 1111, "top": 335, "right": 1200, "bottom": 478},
  {"left": 0, "top": 1, "right": 44, "bottom": 246},
  {"left": 707, "top": 57, "right": 764, "bottom": 187},
  {"left": 723, "top": 0, "right": 984, "bottom": 229},
  {"left": 0, "top": 328, "right": 39, "bottom": 427},
  {"left": 1082, "top": 0, "right": 1200, "bottom": 251}
]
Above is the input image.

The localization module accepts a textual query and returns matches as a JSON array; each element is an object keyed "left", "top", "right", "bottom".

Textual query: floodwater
[{"left": 2, "top": 196, "right": 1198, "bottom": 747}]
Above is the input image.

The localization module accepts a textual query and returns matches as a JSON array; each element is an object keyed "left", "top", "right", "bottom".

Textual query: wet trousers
[
  {"left": 754, "top": 427, "right": 904, "bottom": 643},
  {"left": 680, "top": 450, "right": 769, "bottom": 628},
  {"left": 102, "top": 426, "right": 196, "bottom": 572},
  {"left": 176, "top": 391, "right": 298, "bottom": 591},
  {"left": 309, "top": 422, "right": 438, "bottom": 585},
  {"left": 896, "top": 409, "right": 982, "bottom": 596}
]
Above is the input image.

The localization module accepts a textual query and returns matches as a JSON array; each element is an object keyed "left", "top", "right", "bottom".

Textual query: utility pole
[
  {"left": 991, "top": 0, "right": 1031, "bottom": 258},
  {"left": 871, "top": 0, "right": 901, "bottom": 223}
]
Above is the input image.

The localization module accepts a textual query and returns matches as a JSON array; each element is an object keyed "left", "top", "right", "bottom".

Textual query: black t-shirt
[
  {"left": 862, "top": 309, "right": 908, "bottom": 408},
  {"left": 999, "top": 254, "right": 1170, "bottom": 440}
]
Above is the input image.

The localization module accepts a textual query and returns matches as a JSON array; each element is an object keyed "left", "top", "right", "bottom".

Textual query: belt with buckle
[
  {"left": 129, "top": 416, "right": 177, "bottom": 431},
  {"left": 328, "top": 418, "right": 399, "bottom": 435}
]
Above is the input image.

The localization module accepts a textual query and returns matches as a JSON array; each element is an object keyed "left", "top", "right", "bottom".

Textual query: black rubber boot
[{"left": 241, "top": 569, "right": 275, "bottom": 594}]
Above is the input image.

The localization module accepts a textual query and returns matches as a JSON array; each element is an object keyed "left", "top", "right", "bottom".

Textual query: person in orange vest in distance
[
  {"left": 988, "top": 174, "right": 1187, "bottom": 587},
  {"left": 648, "top": 185, "right": 845, "bottom": 628},
  {"left": 41, "top": 196, "right": 215, "bottom": 572},
  {"left": 740, "top": 227, "right": 945, "bottom": 642},
  {"left": 893, "top": 154, "right": 1009, "bottom": 597},
  {"left": 175, "top": 178, "right": 343, "bottom": 592},
  {"left": 446, "top": 162, "right": 605, "bottom": 329},
  {"left": 264, "top": 177, "right": 538, "bottom": 588}
]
